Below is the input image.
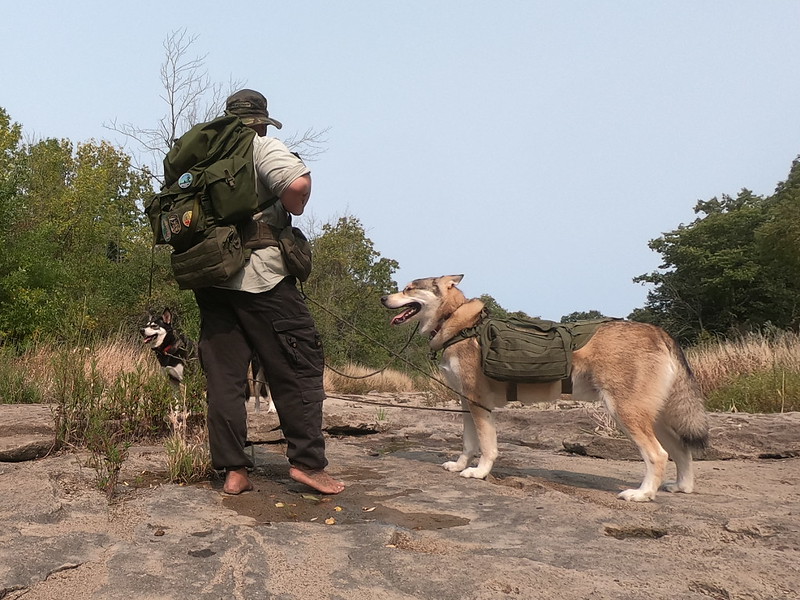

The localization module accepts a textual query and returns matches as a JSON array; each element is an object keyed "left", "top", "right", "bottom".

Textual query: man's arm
[{"left": 280, "top": 174, "right": 312, "bottom": 215}]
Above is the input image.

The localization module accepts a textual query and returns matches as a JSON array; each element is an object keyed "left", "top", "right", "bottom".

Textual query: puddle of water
[{"left": 221, "top": 478, "right": 470, "bottom": 530}]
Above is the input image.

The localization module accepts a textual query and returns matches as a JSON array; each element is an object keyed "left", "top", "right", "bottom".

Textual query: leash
[
  {"left": 301, "top": 288, "right": 493, "bottom": 414},
  {"left": 327, "top": 394, "right": 468, "bottom": 414}
]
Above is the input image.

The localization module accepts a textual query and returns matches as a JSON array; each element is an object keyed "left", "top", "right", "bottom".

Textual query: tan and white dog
[{"left": 381, "top": 275, "right": 709, "bottom": 502}]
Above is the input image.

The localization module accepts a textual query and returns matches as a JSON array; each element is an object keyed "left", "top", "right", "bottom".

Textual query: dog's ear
[
  {"left": 162, "top": 308, "right": 172, "bottom": 324},
  {"left": 442, "top": 274, "right": 464, "bottom": 288}
]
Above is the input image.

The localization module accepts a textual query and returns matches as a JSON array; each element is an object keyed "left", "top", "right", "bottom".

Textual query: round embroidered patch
[
  {"left": 178, "top": 172, "right": 193, "bottom": 188},
  {"left": 182, "top": 210, "right": 193, "bottom": 227}
]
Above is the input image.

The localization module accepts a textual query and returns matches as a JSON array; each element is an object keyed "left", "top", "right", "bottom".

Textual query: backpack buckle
[{"left": 224, "top": 169, "right": 236, "bottom": 189}]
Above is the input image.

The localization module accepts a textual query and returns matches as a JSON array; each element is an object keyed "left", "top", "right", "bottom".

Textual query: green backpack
[
  {"left": 145, "top": 115, "right": 262, "bottom": 289},
  {"left": 443, "top": 316, "right": 618, "bottom": 383}
]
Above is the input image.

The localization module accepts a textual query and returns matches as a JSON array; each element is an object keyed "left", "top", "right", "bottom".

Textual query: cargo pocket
[{"left": 273, "top": 314, "right": 325, "bottom": 380}]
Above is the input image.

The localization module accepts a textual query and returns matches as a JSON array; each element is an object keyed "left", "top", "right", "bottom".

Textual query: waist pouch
[
  {"left": 240, "top": 219, "right": 313, "bottom": 282},
  {"left": 170, "top": 225, "right": 245, "bottom": 289}
]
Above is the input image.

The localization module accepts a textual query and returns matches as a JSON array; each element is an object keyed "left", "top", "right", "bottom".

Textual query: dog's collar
[{"left": 428, "top": 313, "right": 452, "bottom": 342}]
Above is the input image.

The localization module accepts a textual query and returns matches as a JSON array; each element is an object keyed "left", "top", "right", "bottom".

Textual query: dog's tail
[{"left": 661, "top": 337, "right": 710, "bottom": 450}]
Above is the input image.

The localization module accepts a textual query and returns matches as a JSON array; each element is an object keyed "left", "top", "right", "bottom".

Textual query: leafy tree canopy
[
  {"left": 560, "top": 310, "right": 605, "bottom": 323},
  {"left": 634, "top": 164, "right": 800, "bottom": 342},
  {"left": 0, "top": 108, "right": 156, "bottom": 342}
]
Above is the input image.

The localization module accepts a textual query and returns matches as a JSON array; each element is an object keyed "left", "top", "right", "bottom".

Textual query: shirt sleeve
[{"left": 252, "top": 136, "right": 311, "bottom": 199}]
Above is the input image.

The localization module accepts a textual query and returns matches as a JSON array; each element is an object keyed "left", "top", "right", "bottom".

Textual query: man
[{"left": 194, "top": 89, "right": 344, "bottom": 496}]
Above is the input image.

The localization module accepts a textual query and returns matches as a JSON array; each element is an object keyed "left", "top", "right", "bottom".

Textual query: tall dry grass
[
  {"left": 687, "top": 330, "right": 800, "bottom": 412},
  {"left": 687, "top": 330, "right": 800, "bottom": 395},
  {"left": 323, "top": 363, "right": 417, "bottom": 394},
  {"left": 0, "top": 335, "right": 210, "bottom": 495},
  {"left": 2, "top": 335, "right": 162, "bottom": 404},
  {"left": 323, "top": 362, "right": 460, "bottom": 406}
]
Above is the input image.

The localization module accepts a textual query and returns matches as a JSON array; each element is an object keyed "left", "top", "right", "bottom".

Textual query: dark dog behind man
[
  {"left": 140, "top": 308, "right": 196, "bottom": 390},
  {"left": 141, "top": 308, "right": 274, "bottom": 413}
]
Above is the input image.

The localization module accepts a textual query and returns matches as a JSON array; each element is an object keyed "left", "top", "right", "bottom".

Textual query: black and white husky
[
  {"left": 141, "top": 308, "right": 196, "bottom": 390},
  {"left": 141, "top": 308, "right": 275, "bottom": 412}
]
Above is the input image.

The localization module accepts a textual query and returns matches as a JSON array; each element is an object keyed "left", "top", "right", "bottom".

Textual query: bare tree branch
[
  {"left": 103, "top": 28, "right": 326, "bottom": 184},
  {"left": 283, "top": 126, "right": 331, "bottom": 162},
  {"left": 103, "top": 29, "right": 238, "bottom": 183}
]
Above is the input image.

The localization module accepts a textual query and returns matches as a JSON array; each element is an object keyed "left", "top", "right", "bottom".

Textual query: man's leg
[
  {"left": 232, "top": 279, "right": 343, "bottom": 494},
  {"left": 195, "top": 287, "right": 254, "bottom": 494}
]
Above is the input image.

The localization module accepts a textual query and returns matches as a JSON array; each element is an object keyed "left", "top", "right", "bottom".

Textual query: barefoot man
[{"left": 195, "top": 89, "right": 344, "bottom": 496}]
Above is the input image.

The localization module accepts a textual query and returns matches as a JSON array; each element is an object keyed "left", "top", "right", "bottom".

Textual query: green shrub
[{"left": 706, "top": 368, "right": 800, "bottom": 413}]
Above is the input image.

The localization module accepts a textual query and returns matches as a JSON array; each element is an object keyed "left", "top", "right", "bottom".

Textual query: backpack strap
[{"left": 239, "top": 220, "right": 281, "bottom": 250}]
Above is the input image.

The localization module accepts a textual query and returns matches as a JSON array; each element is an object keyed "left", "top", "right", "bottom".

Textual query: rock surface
[{"left": 1, "top": 397, "right": 798, "bottom": 600}]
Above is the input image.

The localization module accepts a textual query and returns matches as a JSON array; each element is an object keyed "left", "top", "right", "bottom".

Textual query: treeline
[
  {"left": 631, "top": 160, "right": 800, "bottom": 343},
  {"left": 0, "top": 108, "right": 428, "bottom": 369},
  {"left": 2, "top": 105, "right": 799, "bottom": 364}
]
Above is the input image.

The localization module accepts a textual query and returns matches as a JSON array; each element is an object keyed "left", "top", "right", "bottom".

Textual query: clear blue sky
[{"left": 3, "top": 1, "right": 799, "bottom": 319}]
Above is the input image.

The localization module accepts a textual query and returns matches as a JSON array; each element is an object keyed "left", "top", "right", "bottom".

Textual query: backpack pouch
[
  {"left": 480, "top": 319, "right": 572, "bottom": 383},
  {"left": 278, "top": 226, "right": 313, "bottom": 282},
  {"left": 204, "top": 155, "right": 258, "bottom": 224},
  {"left": 147, "top": 190, "right": 206, "bottom": 252},
  {"left": 170, "top": 225, "right": 245, "bottom": 289}
]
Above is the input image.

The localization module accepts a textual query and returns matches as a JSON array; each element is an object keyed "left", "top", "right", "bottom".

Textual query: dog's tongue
[{"left": 390, "top": 308, "right": 414, "bottom": 325}]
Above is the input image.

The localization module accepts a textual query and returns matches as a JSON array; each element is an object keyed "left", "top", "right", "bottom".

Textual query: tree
[
  {"left": 0, "top": 122, "right": 155, "bottom": 341},
  {"left": 561, "top": 310, "right": 605, "bottom": 323},
  {"left": 634, "top": 186, "right": 799, "bottom": 342},
  {"left": 105, "top": 29, "right": 327, "bottom": 180},
  {"left": 477, "top": 294, "right": 532, "bottom": 320},
  {"left": 302, "top": 215, "right": 414, "bottom": 367},
  {"left": 105, "top": 30, "right": 236, "bottom": 176},
  {"left": 0, "top": 109, "right": 23, "bottom": 235},
  {"left": 757, "top": 157, "right": 800, "bottom": 292}
]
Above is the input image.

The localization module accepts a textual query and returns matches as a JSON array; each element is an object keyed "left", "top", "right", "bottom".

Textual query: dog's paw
[
  {"left": 459, "top": 467, "right": 489, "bottom": 479},
  {"left": 442, "top": 460, "right": 466, "bottom": 472},
  {"left": 662, "top": 480, "right": 693, "bottom": 494},
  {"left": 265, "top": 400, "right": 277, "bottom": 414},
  {"left": 617, "top": 488, "right": 656, "bottom": 502}
]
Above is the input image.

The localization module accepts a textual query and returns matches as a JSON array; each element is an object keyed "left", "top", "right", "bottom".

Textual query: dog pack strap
[
  {"left": 437, "top": 307, "right": 489, "bottom": 352},
  {"left": 440, "top": 323, "right": 481, "bottom": 352}
]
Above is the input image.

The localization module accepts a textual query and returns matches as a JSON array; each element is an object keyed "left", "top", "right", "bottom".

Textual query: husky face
[
  {"left": 381, "top": 275, "right": 464, "bottom": 336},
  {"left": 140, "top": 309, "right": 173, "bottom": 350}
]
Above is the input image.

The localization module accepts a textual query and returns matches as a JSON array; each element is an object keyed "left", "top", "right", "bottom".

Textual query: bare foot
[
  {"left": 289, "top": 466, "right": 345, "bottom": 495},
  {"left": 223, "top": 468, "right": 253, "bottom": 495}
]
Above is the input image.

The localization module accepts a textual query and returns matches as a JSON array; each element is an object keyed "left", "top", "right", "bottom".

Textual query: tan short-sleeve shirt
[{"left": 215, "top": 135, "right": 310, "bottom": 293}]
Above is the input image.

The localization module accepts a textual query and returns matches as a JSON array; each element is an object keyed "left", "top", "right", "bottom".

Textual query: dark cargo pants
[{"left": 194, "top": 278, "right": 327, "bottom": 472}]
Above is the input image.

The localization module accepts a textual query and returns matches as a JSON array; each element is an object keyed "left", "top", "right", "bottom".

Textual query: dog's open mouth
[
  {"left": 390, "top": 303, "right": 421, "bottom": 325},
  {"left": 142, "top": 334, "right": 157, "bottom": 344}
]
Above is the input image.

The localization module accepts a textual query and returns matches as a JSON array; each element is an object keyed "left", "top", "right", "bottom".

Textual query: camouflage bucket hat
[{"left": 225, "top": 89, "right": 283, "bottom": 129}]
